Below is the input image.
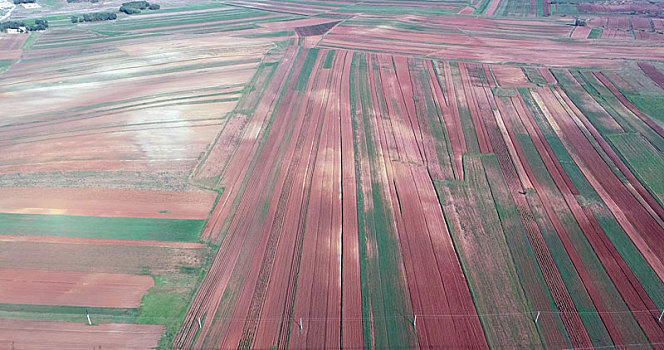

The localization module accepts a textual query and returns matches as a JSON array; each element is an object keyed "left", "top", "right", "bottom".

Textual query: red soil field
[
  {"left": 320, "top": 17, "right": 664, "bottom": 66},
  {"left": 174, "top": 46, "right": 301, "bottom": 348},
  {"left": 129, "top": 14, "right": 281, "bottom": 34},
  {"left": 0, "top": 34, "right": 26, "bottom": 60},
  {"left": 259, "top": 17, "right": 341, "bottom": 30},
  {"left": 224, "top": 0, "right": 332, "bottom": 16},
  {"left": 288, "top": 51, "right": 340, "bottom": 350},
  {"left": 0, "top": 320, "right": 164, "bottom": 350},
  {"left": 0, "top": 238, "right": 207, "bottom": 277},
  {"left": 533, "top": 88, "right": 664, "bottom": 345},
  {"left": 0, "top": 234, "right": 205, "bottom": 249},
  {"left": 433, "top": 61, "right": 467, "bottom": 179},
  {"left": 483, "top": 91, "right": 593, "bottom": 348},
  {"left": 653, "top": 18, "right": 664, "bottom": 31},
  {"left": 393, "top": 163, "right": 487, "bottom": 348},
  {"left": 8, "top": 3, "right": 664, "bottom": 348},
  {"left": 0, "top": 188, "right": 216, "bottom": 219},
  {"left": 638, "top": 62, "right": 664, "bottom": 90},
  {"left": 538, "top": 67, "right": 557, "bottom": 84},
  {"left": 338, "top": 50, "right": 363, "bottom": 349},
  {"left": 0, "top": 35, "right": 27, "bottom": 50},
  {"left": 493, "top": 65, "right": 538, "bottom": 87},
  {"left": 571, "top": 25, "right": 592, "bottom": 39},
  {"left": 0, "top": 269, "right": 153, "bottom": 308},
  {"left": 631, "top": 17, "right": 653, "bottom": 32}
]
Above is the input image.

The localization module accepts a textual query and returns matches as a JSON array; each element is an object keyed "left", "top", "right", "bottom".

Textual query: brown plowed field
[
  {"left": 0, "top": 237, "right": 207, "bottom": 275},
  {"left": 0, "top": 270, "right": 153, "bottom": 308},
  {"left": 0, "top": 188, "right": 216, "bottom": 219},
  {"left": 0, "top": 320, "right": 164, "bottom": 350},
  {"left": 4, "top": 2, "right": 664, "bottom": 348}
]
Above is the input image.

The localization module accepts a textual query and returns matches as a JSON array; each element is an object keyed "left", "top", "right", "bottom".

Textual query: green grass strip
[
  {"left": 323, "top": 49, "right": 335, "bottom": 69},
  {"left": 295, "top": 48, "right": 319, "bottom": 91},
  {"left": 0, "top": 213, "right": 204, "bottom": 242}
]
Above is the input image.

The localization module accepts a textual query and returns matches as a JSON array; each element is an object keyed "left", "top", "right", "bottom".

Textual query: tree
[{"left": 119, "top": 1, "right": 159, "bottom": 14}]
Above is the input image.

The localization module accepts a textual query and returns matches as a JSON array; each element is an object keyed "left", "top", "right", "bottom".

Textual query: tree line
[
  {"left": 0, "top": 19, "right": 48, "bottom": 32},
  {"left": 119, "top": 1, "right": 160, "bottom": 14},
  {"left": 71, "top": 11, "right": 116, "bottom": 23}
]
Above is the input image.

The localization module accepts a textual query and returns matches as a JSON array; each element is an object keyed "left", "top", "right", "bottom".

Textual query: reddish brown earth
[
  {"left": 638, "top": 62, "right": 664, "bottom": 90},
  {"left": 5, "top": 2, "right": 664, "bottom": 349},
  {"left": 130, "top": 14, "right": 281, "bottom": 33},
  {"left": 0, "top": 269, "right": 153, "bottom": 308},
  {"left": 0, "top": 238, "right": 207, "bottom": 276},
  {"left": 0, "top": 34, "right": 26, "bottom": 60},
  {"left": 0, "top": 234, "right": 205, "bottom": 249},
  {"left": 320, "top": 17, "right": 664, "bottom": 66},
  {"left": 571, "top": 26, "right": 592, "bottom": 39},
  {"left": 0, "top": 320, "right": 164, "bottom": 350},
  {"left": 0, "top": 188, "right": 216, "bottom": 219}
]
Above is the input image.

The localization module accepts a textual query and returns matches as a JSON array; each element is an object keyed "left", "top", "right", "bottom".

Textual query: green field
[{"left": 0, "top": 213, "right": 205, "bottom": 242}]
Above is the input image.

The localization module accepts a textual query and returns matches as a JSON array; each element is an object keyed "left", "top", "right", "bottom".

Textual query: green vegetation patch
[
  {"left": 294, "top": 48, "right": 319, "bottom": 91},
  {"left": 475, "top": 0, "right": 493, "bottom": 15},
  {"left": 0, "top": 303, "right": 140, "bottom": 324},
  {"left": 323, "top": 49, "right": 335, "bottom": 69},
  {"left": 0, "top": 213, "right": 204, "bottom": 242},
  {"left": 22, "top": 32, "right": 38, "bottom": 49},
  {"left": 609, "top": 133, "right": 664, "bottom": 205},
  {"left": 623, "top": 93, "right": 664, "bottom": 129},
  {"left": 351, "top": 52, "right": 418, "bottom": 349},
  {"left": 0, "top": 60, "right": 13, "bottom": 73},
  {"left": 139, "top": 272, "right": 204, "bottom": 348},
  {"left": 523, "top": 67, "right": 547, "bottom": 85},
  {"left": 588, "top": 27, "right": 603, "bottom": 39},
  {"left": 437, "top": 156, "right": 542, "bottom": 348}
]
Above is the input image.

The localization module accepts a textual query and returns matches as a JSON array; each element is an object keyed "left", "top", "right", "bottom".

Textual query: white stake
[
  {"left": 414, "top": 315, "right": 417, "bottom": 330},
  {"left": 198, "top": 317, "right": 202, "bottom": 329},
  {"left": 658, "top": 309, "right": 664, "bottom": 323},
  {"left": 534, "top": 311, "right": 540, "bottom": 324},
  {"left": 86, "top": 312, "right": 92, "bottom": 326},
  {"left": 298, "top": 317, "right": 303, "bottom": 332}
]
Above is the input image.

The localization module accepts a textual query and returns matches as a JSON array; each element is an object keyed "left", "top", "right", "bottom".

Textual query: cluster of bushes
[
  {"left": 71, "top": 11, "right": 117, "bottom": 23},
  {"left": 13, "top": 0, "right": 36, "bottom": 4},
  {"left": 119, "top": 1, "right": 159, "bottom": 14},
  {"left": 0, "top": 19, "right": 48, "bottom": 32},
  {"left": 67, "top": 0, "right": 99, "bottom": 3}
]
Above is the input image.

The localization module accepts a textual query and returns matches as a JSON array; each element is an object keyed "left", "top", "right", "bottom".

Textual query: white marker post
[
  {"left": 198, "top": 317, "right": 202, "bottom": 329},
  {"left": 658, "top": 309, "right": 664, "bottom": 323},
  {"left": 413, "top": 315, "right": 417, "bottom": 330},
  {"left": 534, "top": 311, "right": 540, "bottom": 324},
  {"left": 299, "top": 317, "right": 303, "bottom": 331},
  {"left": 86, "top": 310, "right": 92, "bottom": 326}
]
